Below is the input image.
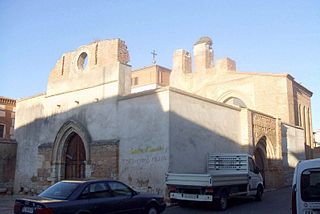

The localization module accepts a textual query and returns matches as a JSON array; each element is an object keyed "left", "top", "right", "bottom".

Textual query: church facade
[{"left": 14, "top": 37, "right": 313, "bottom": 195}]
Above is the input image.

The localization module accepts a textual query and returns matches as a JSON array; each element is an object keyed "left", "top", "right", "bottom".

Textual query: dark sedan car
[{"left": 14, "top": 180, "right": 166, "bottom": 214}]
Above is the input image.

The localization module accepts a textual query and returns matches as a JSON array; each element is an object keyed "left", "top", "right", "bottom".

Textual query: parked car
[
  {"left": 14, "top": 179, "right": 166, "bottom": 214},
  {"left": 292, "top": 158, "right": 320, "bottom": 214}
]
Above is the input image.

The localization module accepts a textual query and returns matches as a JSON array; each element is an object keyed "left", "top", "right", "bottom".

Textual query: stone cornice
[{"left": 0, "top": 97, "right": 16, "bottom": 106}]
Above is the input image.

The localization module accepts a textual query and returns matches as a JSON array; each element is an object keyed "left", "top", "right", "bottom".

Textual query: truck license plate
[
  {"left": 22, "top": 206, "right": 34, "bottom": 213},
  {"left": 183, "top": 193, "right": 197, "bottom": 199}
]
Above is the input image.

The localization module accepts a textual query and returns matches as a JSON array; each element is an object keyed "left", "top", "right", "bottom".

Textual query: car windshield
[
  {"left": 301, "top": 168, "right": 320, "bottom": 202},
  {"left": 39, "top": 182, "right": 80, "bottom": 200}
]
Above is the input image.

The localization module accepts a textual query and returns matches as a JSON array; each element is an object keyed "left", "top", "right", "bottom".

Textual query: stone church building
[{"left": 14, "top": 37, "right": 313, "bottom": 195}]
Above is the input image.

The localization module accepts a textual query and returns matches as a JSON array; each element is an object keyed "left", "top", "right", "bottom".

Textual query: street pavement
[
  {"left": 0, "top": 187, "right": 291, "bottom": 214},
  {"left": 163, "top": 187, "right": 291, "bottom": 214},
  {"left": 0, "top": 194, "right": 16, "bottom": 214}
]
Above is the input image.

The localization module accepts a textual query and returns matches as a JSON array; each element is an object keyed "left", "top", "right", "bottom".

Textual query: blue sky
[{"left": 0, "top": 0, "right": 319, "bottom": 130}]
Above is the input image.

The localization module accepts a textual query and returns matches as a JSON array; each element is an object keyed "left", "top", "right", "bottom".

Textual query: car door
[
  {"left": 107, "top": 181, "right": 143, "bottom": 214},
  {"left": 83, "top": 181, "right": 117, "bottom": 214}
]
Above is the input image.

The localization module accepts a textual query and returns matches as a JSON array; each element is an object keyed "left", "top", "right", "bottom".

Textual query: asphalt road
[
  {"left": 0, "top": 194, "right": 15, "bottom": 214},
  {"left": 163, "top": 187, "right": 291, "bottom": 214},
  {"left": 0, "top": 187, "right": 291, "bottom": 214}
]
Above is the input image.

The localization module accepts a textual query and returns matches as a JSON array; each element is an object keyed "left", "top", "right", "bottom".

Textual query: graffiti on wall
[
  {"left": 122, "top": 154, "right": 167, "bottom": 166},
  {"left": 130, "top": 146, "right": 165, "bottom": 155}
]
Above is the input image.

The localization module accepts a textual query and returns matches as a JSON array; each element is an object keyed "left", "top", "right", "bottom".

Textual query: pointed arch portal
[
  {"left": 51, "top": 120, "right": 91, "bottom": 182},
  {"left": 254, "top": 137, "right": 267, "bottom": 185},
  {"left": 65, "top": 133, "right": 86, "bottom": 179}
]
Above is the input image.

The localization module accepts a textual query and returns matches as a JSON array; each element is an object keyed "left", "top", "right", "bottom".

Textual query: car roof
[
  {"left": 297, "top": 158, "right": 320, "bottom": 172},
  {"left": 60, "top": 179, "right": 120, "bottom": 184}
]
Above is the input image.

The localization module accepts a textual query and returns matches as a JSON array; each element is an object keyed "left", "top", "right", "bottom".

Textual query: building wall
[
  {"left": 169, "top": 88, "right": 242, "bottom": 174},
  {"left": 14, "top": 39, "right": 131, "bottom": 193},
  {"left": 0, "top": 97, "right": 16, "bottom": 194},
  {"left": 118, "top": 89, "right": 170, "bottom": 194},
  {"left": 291, "top": 81, "right": 313, "bottom": 158},
  {"left": 13, "top": 37, "right": 314, "bottom": 195},
  {"left": 0, "top": 142, "right": 16, "bottom": 193},
  {"left": 170, "top": 37, "right": 312, "bottom": 160},
  {"left": 314, "top": 130, "right": 320, "bottom": 158},
  {"left": 281, "top": 123, "right": 305, "bottom": 185},
  {"left": 0, "top": 97, "right": 15, "bottom": 139},
  {"left": 131, "top": 65, "right": 170, "bottom": 92},
  {"left": 47, "top": 39, "right": 131, "bottom": 97}
]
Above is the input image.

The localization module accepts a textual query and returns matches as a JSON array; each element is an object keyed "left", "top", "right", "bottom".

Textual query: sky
[{"left": 0, "top": 0, "right": 319, "bottom": 130}]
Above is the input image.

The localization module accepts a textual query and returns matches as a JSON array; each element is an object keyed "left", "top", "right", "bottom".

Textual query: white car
[{"left": 292, "top": 158, "right": 320, "bottom": 214}]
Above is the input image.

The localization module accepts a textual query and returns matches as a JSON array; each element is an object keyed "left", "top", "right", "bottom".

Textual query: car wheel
[
  {"left": 218, "top": 192, "right": 228, "bottom": 211},
  {"left": 146, "top": 206, "right": 159, "bottom": 214},
  {"left": 255, "top": 186, "right": 263, "bottom": 201}
]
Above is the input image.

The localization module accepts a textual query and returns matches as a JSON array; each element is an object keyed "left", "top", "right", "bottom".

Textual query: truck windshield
[
  {"left": 39, "top": 182, "right": 80, "bottom": 200},
  {"left": 301, "top": 169, "right": 320, "bottom": 202}
]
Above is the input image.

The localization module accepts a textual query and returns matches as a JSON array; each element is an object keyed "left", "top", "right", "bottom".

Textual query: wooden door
[{"left": 65, "top": 134, "right": 86, "bottom": 179}]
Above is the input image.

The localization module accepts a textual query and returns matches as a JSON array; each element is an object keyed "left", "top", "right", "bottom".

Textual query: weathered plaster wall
[
  {"left": 118, "top": 89, "right": 169, "bottom": 195},
  {"left": 281, "top": 123, "right": 305, "bottom": 185},
  {"left": 14, "top": 38, "right": 132, "bottom": 193},
  {"left": 168, "top": 88, "right": 242, "bottom": 174},
  {"left": 14, "top": 95, "right": 45, "bottom": 192},
  {"left": 14, "top": 90, "right": 122, "bottom": 192}
]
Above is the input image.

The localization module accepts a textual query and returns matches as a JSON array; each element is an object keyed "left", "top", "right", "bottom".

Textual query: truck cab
[{"left": 292, "top": 158, "right": 320, "bottom": 214}]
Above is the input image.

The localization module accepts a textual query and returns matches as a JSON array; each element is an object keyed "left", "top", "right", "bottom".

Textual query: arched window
[
  {"left": 298, "top": 104, "right": 301, "bottom": 126},
  {"left": 223, "top": 97, "right": 247, "bottom": 108},
  {"left": 77, "top": 52, "right": 88, "bottom": 70}
]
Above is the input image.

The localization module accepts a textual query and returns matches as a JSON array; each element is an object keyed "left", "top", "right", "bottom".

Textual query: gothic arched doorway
[
  {"left": 51, "top": 120, "right": 91, "bottom": 182},
  {"left": 254, "top": 137, "right": 267, "bottom": 186},
  {"left": 64, "top": 133, "right": 86, "bottom": 179}
]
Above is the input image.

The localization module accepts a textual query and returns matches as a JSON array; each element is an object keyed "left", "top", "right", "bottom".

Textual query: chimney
[
  {"left": 170, "top": 49, "right": 191, "bottom": 89},
  {"left": 172, "top": 49, "right": 192, "bottom": 74},
  {"left": 193, "top": 36, "right": 213, "bottom": 72}
]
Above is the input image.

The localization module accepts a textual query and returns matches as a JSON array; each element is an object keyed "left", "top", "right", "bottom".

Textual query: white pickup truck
[{"left": 166, "top": 154, "right": 264, "bottom": 210}]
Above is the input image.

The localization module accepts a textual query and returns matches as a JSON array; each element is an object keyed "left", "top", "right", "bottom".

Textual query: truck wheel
[
  {"left": 145, "top": 205, "right": 159, "bottom": 214},
  {"left": 255, "top": 186, "right": 263, "bottom": 201},
  {"left": 177, "top": 200, "right": 189, "bottom": 207},
  {"left": 218, "top": 193, "right": 228, "bottom": 211}
]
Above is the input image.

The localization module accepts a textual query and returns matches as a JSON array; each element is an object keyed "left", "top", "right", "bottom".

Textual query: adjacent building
[
  {"left": 13, "top": 37, "right": 313, "bottom": 195},
  {"left": 0, "top": 96, "right": 16, "bottom": 194},
  {"left": 314, "top": 130, "right": 320, "bottom": 158},
  {"left": 131, "top": 65, "right": 170, "bottom": 93}
]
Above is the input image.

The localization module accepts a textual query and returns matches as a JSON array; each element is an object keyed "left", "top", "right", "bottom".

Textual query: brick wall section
[
  {"left": 314, "top": 147, "right": 320, "bottom": 158},
  {"left": 35, "top": 141, "right": 119, "bottom": 193},
  {"left": 37, "top": 143, "right": 53, "bottom": 191},
  {"left": 0, "top": 97, "right": 16, "bottom": 140},
  {"left": 131, "top": 65, "right": 170, "bottom": 88},
  {"left": 0, "top": 97, "right": 16, "bottom": 194},
  {"left": 90, "top": 141, "right": 119, "bottom": 179},
  {"left": 0, "top": 141, "right": 17, "bottom": 194}
]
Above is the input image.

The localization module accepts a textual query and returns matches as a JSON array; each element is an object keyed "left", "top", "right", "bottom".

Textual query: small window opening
[
  {"left": 132, "top": 77, "right": 138, "bottom": 86},
  {"left": 0, "top": 124, "right": 5, "bottom": 138},
  {"left": 77, "top": 52, "right": 88, "bottom": 70}
]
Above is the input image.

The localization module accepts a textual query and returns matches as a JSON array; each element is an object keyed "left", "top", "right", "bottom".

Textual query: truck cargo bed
[
  {"left": 166, "top": 173, "right": 212, "bottom": 187},
  {"left": 166, "top": 154, "right": 250, "bottom": 187},
  {"left": 166, "top": 173, "right": 248, "bottom": 187}
]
